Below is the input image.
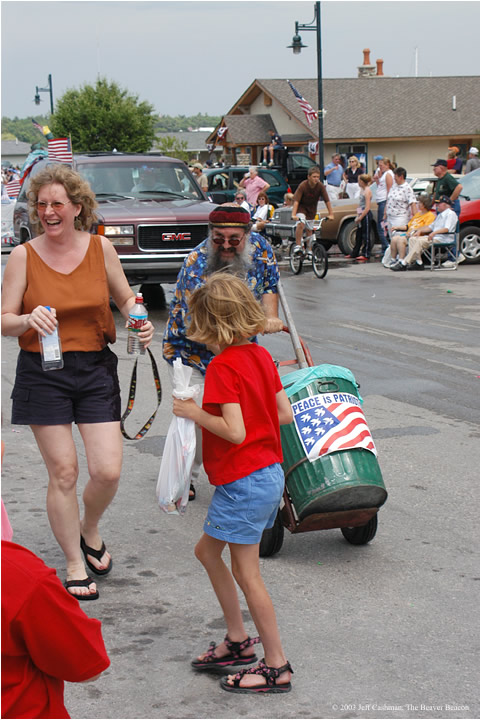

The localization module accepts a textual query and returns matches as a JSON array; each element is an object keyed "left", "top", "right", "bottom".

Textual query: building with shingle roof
[
  {"left": 1, "top": 140, "right": 34, "bottom": 168},
  {"left": 207, "top": 73, "right": 479, "bottom": 173}
]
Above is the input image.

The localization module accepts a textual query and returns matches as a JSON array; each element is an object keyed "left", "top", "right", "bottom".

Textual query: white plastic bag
[{"left": 156, "top": 358, "right": 200, "bottom": 515}]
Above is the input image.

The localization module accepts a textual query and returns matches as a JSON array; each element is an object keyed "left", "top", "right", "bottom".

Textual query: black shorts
[{"left": 11, "top": 348, "right": 121, "bottom": 426}]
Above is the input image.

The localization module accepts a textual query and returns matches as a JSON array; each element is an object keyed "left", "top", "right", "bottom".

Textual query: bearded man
[{"left": 162, "top": 203, "right": 283, "bottom": 499}]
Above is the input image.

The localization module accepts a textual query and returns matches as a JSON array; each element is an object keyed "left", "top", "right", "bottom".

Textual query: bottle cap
[
  {"left": 135, "top": 293, "right": 143, "bottom": 303},
  {"left": 44, "top": 305, "right": 51, "bottom": 311}
]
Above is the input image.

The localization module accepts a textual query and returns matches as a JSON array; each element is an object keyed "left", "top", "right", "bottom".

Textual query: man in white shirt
[{"left": 390, "top": 196, "right": 458, "bottom": 271}]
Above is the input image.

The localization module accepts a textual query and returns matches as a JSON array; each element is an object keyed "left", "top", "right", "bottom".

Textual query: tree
[
  {"left": 154, "top": 135, "right": 189, "bottom": 163},
  {"left": 1, "top": 115, "right": 49, "bottom": 146},
  {"left": 50, "top": 78, "right": 156, "bottom": 153}
]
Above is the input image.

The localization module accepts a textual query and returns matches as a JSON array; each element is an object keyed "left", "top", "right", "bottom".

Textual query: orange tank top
[{"left": 20, "top": 235, "right": 116, "bottom": 353}]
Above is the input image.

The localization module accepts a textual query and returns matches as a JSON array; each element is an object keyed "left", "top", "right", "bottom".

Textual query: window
[{"left": 259, "top": 170, "right": 280, "bottom": 187}]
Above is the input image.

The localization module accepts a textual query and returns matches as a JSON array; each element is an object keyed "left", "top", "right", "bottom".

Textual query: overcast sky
[{"left": 2, "top": 0, "right": 479, "bottom": 120}]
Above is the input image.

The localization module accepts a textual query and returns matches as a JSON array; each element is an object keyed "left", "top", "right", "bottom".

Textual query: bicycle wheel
[
  {"left": 312, "top": 243, "right": 328, "bottom": 278},
  {"left": 289, "top": 243, "right": 304, "bottom": 275}
]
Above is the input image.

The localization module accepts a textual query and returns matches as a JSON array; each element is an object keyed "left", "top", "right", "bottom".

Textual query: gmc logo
[{"left": 162, "top": 232, "right": 191, "bottom": 242}]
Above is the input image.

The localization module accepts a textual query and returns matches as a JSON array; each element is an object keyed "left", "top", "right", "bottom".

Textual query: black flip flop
[
  {"left": 64, "top": 576, "right": 99, "bottom": 601},
  {"left": 80, "top": 535, "right": 113, "bottom": 576},
  {"left": 189, "top": 483, "right": 196, "bottom": 501}
]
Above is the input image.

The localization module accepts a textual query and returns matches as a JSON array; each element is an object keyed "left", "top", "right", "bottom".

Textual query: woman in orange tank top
[{"left": 1, "top": 164, "right": 154, "bottom": 601}]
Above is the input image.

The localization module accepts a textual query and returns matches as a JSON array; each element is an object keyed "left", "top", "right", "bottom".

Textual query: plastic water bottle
[
  {"left": 127, "top": 293, "right": 148, "bottom": 355},
  {"left": 39, "top": 306, "right": 64, "bottom": 371}
]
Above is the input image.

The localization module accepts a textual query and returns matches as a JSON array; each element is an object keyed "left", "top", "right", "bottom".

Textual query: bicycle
[{"left": 288, "top": 216, "right": 329, "bottom": 278}]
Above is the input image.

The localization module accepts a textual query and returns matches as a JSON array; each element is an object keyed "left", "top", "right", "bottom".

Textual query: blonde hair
[
  {"left": 28, "top": 164, "right": 98, "bottom": 233},
  {"left": 348, "top": 155, "right": 360, "bottom": 168},
  {"left": 187, "top": 272, "right": 266, "bottom": 346}
]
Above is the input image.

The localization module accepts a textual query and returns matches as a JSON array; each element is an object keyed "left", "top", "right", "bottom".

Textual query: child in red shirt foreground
[{"left": 173, "top": 272, "right": 294, "bottom": 694}]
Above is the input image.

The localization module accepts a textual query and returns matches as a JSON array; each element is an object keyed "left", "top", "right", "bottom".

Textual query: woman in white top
[
  {"left": 375, "top": 157, "right": 394, "bottom": 252},
  {"left": 251, "top": 191, "right": 270, "bottom": 232}
]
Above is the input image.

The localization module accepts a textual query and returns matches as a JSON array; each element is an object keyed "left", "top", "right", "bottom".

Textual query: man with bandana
[{"left": 162, "top": 203, "right": 283, "bottom": 499}]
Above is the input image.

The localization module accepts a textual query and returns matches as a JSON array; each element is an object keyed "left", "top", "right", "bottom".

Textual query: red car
[{"left": 458, "top": 169, "right": 479, "bottom": 264}]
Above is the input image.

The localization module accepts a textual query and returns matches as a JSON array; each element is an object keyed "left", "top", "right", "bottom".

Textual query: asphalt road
[{"left": 1, "top": 257, "right": 479, "bottom": 720}]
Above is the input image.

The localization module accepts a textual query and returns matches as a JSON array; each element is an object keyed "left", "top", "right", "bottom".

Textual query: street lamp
[
  {"left": 288, "top": 2, "right": 324, "bottom": 175},
  {"left": 34, "top": 74, "right": 54, "bottom": 115}
]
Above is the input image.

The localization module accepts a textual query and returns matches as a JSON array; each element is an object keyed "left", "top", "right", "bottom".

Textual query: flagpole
[{"left": 315, "top": 2, "right": 324, "bottom": 177}]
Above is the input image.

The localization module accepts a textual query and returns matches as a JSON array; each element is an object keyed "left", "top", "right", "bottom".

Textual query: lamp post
[
  {"left": 287, "top": 2, "right": 324, "bottom": 176},
  {"left": 34, "top": 74, "right": 54, "bottom": 115}
]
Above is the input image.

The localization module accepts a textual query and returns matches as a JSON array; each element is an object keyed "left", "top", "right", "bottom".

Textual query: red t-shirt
[
  {"left": 1, "top": 541, "right": 110, "bottom": 719},
  {"left": 202, "top": 343, "right": 283, "bottom": 485}
]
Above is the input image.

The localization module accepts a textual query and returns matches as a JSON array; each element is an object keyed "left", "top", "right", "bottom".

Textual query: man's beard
[{"left": 206, "top": 233, "right": 254, "bottom": 276}]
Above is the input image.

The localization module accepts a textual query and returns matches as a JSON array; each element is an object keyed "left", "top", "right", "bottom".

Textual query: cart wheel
[
  {"left": 289, "top": 244, "right": 304, "bottom": 275},
  {"left": 312, "top": 243, "right": 328, "bottom": 278},
  {"left": 341, "top": 515, "right": 378, "bottom": 545},
  {"left": 259, "top": 511, "right": 284, "bottom": 557}
]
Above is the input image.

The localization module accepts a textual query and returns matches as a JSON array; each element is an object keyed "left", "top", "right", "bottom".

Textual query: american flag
[
  {"left": 47, "top": 137, "right": 73, "bottom": 164},
  {"left": 291, "top": 391, "right": 376, "bottom": 461},
  {"left": 31, "top": 119, "right": 45, "bottom": 133},
  {"left": 287, "top": 80, "right": 318, "bottom": 126},
  {"left": 5, "top": 179, "right": 21, "bottom": 198}
]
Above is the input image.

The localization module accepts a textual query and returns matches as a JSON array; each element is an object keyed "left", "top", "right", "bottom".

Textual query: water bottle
[
  {"left": 127, "top": 293, "right": 148, "bottom": 355},
  {"left": 39, "top": 306, "right": 64, "bottom": 371}
]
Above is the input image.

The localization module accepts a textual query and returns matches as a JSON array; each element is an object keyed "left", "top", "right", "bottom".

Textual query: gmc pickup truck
[{"left": 13, "top": 153, "right": 213, "bottom": 289}]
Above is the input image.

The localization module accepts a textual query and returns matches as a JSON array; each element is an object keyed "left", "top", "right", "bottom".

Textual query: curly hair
[
  {"left": 27, "top": 164, "right": 98, "bottom": 233},
  {"left": 186, "top": 272, "right": 266, "bottom": 347}
]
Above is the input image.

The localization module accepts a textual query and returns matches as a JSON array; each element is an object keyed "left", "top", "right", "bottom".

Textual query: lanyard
[{"left": 120, "top": 348, "right": 162, "bottom": 440}]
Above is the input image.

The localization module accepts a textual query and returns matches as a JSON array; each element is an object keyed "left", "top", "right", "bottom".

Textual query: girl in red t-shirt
[{"left": 173, "top": 272, "right": 294, "bottom": 694}]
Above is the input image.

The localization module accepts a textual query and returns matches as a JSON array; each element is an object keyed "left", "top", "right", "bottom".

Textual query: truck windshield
[{"left": 77, "top": 161, "right": 204, "bottom": 200}]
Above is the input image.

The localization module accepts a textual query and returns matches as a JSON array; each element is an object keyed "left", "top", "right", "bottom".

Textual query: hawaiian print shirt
[{"left": 162, "top": 233, "right": 280, "bottom": 375}]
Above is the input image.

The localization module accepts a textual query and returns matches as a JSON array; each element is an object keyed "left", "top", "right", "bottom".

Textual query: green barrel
[{"left": 280, "top": 365, "right": 387, "bottom": 520}]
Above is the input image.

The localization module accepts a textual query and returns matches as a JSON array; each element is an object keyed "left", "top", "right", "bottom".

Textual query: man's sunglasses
[{"left": 211, "top": 235, "right": 244, "bottom": 246}]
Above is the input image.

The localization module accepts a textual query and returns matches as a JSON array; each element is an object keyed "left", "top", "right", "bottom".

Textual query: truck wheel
[
  {"left": 337, "top": 220, "right": 357, "bottom": 255},
  {"left": 312, "top": 243, "right": 328, "bottom": 278},
  {"left": 341, "top": 515, "right": 378, "bottom": 545},
  {"left": 140, "top": 284, "right": 166, "bottom": 309},
  {"left": 259, "top": 511, "right": 284, "bottom": 557},
  {"left": 289, "top": 243, "right": 304, "bottom": 274},
  {"left": 459, "top": 225, "right": 480, "bottom": 264}
]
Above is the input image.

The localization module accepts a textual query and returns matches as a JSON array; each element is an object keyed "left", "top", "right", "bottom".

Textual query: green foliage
[
  {"left": 50, "top": 78, "right": 156, "bottom": 153},
  {"left": 154, "top": 135, "right": 189, "bottom": 163},
  {"left": 155, "top": 113, "right": 221, "bottom": 132},
  {"left": 1, "top": 116, "right": 49, "bottom": 145}
]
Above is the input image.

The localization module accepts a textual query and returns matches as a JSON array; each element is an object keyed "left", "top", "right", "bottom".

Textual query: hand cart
[{"left": 260, "top": 282, "right": 387, "bottom": 557}]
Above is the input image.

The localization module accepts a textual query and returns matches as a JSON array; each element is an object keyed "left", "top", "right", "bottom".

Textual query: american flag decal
[{"left": 291, "top": 392, "right": 376, "bottom": 461}]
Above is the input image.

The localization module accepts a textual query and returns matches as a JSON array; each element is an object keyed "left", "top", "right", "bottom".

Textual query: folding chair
[{"left": 424, "top": 222, "right": 460, "bottom": 271}]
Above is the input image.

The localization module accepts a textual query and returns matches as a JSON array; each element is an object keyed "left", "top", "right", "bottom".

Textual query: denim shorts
[
  {"left": 204, "top": 463, "right": 285, "bottom": 545},
  {"left": 11, "top": 347, "right": 121, "bottom": 425}
]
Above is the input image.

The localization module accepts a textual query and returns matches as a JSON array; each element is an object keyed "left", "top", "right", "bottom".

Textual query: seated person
[
  {"left": 282, "top": 192, "right": 295, "bottom": 208},
  {"left": 251, "top": 192, "right": 273, "bottom": 232},
  {"left": 389, "top": 194, "right": 436, "bottom": 265},
  {"left": 391, "top": 195, "right": 458, "bottom": 271},
  {"left": 263, "top": 129, "right": 283, "bottom": 166},
  {"left": 131, "top": 166, "right": 166, "bottom": 192},
  {"left": 234, "top": 189, "right": 250, "bottom": 212}
]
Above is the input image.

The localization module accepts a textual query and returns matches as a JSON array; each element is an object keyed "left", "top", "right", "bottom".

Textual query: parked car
[
  {"left": 458, "top": 168, "right": 479, "bottom": 264},
  {"left": 13, "top": 153, "right": 214, "bottom": 292},
  {"left": 204, "top": 166, "right": 291, "bottom": 207},
  {"left": 264, "top": 184, "right": 379, "bottom": 254},
  {"left": 407, "top": 173, "right": 461, "bottom": 196}
]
